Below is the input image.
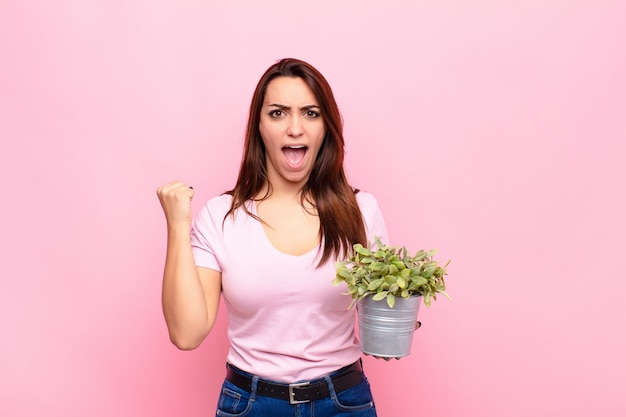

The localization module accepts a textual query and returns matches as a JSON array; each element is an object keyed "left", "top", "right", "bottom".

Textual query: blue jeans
[{"left": 215, "top": 363, "right": 377, "bottom": 417}]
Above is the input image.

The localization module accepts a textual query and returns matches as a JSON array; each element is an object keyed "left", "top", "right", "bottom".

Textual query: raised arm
[{"left": 157, "top": 181, "right": 221, "bottom": 350}]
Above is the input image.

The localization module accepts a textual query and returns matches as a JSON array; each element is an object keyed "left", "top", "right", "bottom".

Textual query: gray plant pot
[{"left": 357, "top": 295, "right": 421, "bottom": 358}]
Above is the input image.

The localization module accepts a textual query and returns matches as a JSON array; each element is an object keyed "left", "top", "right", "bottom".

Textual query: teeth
[{"left": 284, "top": 145, "right": 306, "bottom": 149}]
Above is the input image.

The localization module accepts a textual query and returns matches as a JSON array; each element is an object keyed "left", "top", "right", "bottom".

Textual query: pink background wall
[{"left": 1, "top": 1, "right": 625, "bottom": 416}]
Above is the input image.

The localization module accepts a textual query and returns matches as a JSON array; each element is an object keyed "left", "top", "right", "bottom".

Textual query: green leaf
[
  {"left": 413, "top": 250, "right": 428, "bottom": 261},
  {"left": 338, "top": 270, "right": 355, "bottom": 281},
  {"left": 438, "top": 290, "right": 452, "bottom": 300},
  {"left": 410, "top": 276, "right": 428, "bottom": 287},
  {"left": 372, "top": 292, "right": 388, "bottom": 301},
  {"left": 392, "top": 260, "right": 405, "bottom": 270},
  {"left": 424, "top": 293, "right": 431, "bottom": 308},
  {"left": 354, "top": 244, "right": 372, "bottom": 256},
  {"left": 369, "top": 262, "right": 385, "bottom": 271},
  {"left": 368, "top": 278, "right": 384, "bottom": 291},
  {"left": 384, "top": 275, "right": 397, "bottom": 285},
  {"left": 423, "top": 266, "right": 435, "bottom": 278},
  {"left": 386, "top": 293, "right": 396, "bottom": 308}
]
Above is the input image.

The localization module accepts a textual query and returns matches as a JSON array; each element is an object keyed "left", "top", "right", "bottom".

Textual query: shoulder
[
  {"left": 203, "top": 193, "right": 234, "bottom": 212},
  {"left": 195, "top": 193, "right": 234, "bottom": 224},
  {"left": 355, "top": 190, "right": 381, "bottom": 214}
]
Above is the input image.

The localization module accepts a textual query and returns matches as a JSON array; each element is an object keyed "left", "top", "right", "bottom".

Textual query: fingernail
[{"left": 189, "top": 186, "right": 194, "bottom": 189}]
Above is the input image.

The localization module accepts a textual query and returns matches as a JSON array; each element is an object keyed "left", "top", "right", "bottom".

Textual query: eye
[
  {"left": 304, "top": 110, "right": 320, "bottom": 118},
  {"left": 269, "top": 110, "right": 285, "bottom": 118}
]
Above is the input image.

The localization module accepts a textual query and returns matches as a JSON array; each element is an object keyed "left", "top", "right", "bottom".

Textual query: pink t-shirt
[{"left": 190, "top": 191, "right": 388, "bottom": 382}]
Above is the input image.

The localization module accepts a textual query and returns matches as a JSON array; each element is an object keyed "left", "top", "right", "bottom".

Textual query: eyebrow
[{"left": 267, "top": 104, "right": 321, "bottom": 111}]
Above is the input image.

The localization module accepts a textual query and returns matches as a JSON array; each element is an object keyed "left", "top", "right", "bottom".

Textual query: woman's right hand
[{"left": 156, "top": 181, "right": 195, "bottom": 226}]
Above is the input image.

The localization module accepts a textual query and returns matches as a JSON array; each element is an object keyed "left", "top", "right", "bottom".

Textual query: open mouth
[{"left": 282, "top": 145, "right": 308, "bottom": 167}]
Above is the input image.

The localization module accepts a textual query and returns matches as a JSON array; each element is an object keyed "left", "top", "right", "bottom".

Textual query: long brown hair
[{"left": 226, "top": 58, "right": 366, "bottom": 265}]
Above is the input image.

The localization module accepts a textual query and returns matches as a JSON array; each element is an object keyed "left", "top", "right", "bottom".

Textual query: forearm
[{"left": 161, "top": 225, "right": 210, "bottom": 349}]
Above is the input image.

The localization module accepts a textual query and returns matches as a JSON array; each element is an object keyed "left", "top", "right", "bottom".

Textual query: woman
[{"left": 157, "top": 58, "right": 387, "bottom": 416}]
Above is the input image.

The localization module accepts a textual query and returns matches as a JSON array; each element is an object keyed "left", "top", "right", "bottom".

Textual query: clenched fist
[{"left": 156, "top": 181, "right": 195, "bottom": 227}]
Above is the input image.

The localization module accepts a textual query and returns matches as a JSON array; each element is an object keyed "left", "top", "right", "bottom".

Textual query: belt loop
[
  {"left": 323, "top": 374, "right": 338, "bottom": 400},
  {"left": 249, "top": 375, "right": 259, "bottom": 401}
]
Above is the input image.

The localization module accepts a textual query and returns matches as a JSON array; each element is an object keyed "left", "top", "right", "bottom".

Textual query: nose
[{"left": 287, "top": 115, "right": 303, "bottom": 137}]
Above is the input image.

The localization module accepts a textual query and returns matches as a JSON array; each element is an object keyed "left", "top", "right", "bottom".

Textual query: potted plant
[{"left": 334, "top": 236, "right": 450, "bottom": 358}]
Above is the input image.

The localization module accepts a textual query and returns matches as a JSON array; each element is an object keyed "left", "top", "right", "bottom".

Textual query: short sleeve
[{"left": 190, "top": 198, "right": 225, "bottom": 272}]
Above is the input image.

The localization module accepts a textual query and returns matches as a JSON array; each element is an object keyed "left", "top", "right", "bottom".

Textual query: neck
[
  {"left": 258, "top": 181, "right": 305, "bottom": 201},
  {"left": 261, "top": 166, "right": 312, "bottom": 201}
]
